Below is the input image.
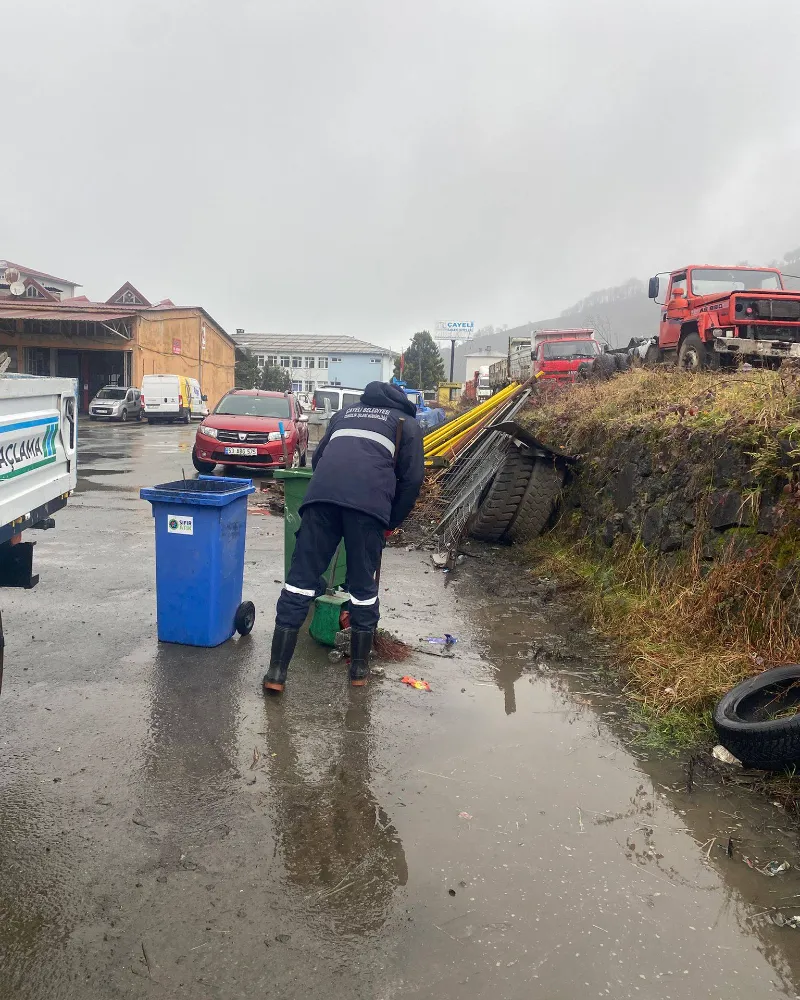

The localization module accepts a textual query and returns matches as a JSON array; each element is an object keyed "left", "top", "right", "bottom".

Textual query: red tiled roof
[
  {"left": 22, "top": 277, "right": 57, "bottom": 301},
  {"left": 0, "top": 300, "right": 137, "bottom": 323},
  {"left": 105, "top": 281, "right": 152, "bottom": 307},
  {"left": 0, "top": 259, "right": 81, "bottom": 287}
]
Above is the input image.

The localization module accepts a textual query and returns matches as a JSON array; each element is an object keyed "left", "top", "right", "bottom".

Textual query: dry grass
[
  {"left": 520, "top": 366, "right": 800, "bottom": 718},
  {"left": 524, "top": 365, "right": 800, "bottom": 460},
  {"left": 526, "top": 532, "right": 800, "bottom": 714}
]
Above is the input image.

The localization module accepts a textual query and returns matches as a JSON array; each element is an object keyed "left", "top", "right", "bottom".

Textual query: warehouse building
[
  {"left": 233, "top": 332, "right": 395, "bottom": 392},
  {"left": 0, "top": 263, "right": 235, "bottom": 411}
]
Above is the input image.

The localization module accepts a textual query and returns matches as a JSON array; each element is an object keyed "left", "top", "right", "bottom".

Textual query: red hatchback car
[{"left": 192, "top": 390, "right": 309, "bottom": 474}]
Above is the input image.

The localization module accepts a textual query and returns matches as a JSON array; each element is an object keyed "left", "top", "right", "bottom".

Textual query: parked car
[
  {"left": 193, "top": 389, "right": 309, "bottom": 474},
  {"left": 88, "top": 386, "right": 143, "bottom": 422},
  {"left": 311, "top": 385, "right": 364, "bottom": 413},
  {"left": 142, "top": 374, "right": 207, "bottom": 423}
]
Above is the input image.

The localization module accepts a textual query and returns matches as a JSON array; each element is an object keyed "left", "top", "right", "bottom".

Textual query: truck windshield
[
  {"left": 216, "top": 395, "right": 290, "bottom": 418},
  {"left": 690, "top": 269, "right": 782, "bottom": 295},
  {"left": 542, "top": 341, "right": 600, "bottom": 360},
  {"left": 95, "top": 388, "right": 127, "bottom": 400}
]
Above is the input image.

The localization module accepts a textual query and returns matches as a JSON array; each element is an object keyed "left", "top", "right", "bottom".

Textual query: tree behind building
[
  {"left": 235, "top": 348, "right": 261, "bottom": 389},
  {"left": 393, "top": 330, "right": 445, "bottom": 390}
]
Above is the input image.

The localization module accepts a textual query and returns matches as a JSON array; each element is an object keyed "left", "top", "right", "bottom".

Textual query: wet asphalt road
[{"left": 2, "top": 420, "right": 800, "bottom": 998}]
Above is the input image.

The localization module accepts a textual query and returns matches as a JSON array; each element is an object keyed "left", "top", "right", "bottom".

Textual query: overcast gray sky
[{"left": 4, "top": 0, "right": 800, "bottom": 347}]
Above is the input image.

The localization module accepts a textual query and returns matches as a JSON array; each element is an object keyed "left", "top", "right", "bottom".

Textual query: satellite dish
[
  {"left": 10, "top": 281, "right": 25, "bottom": 296},
  {"left": 2, "top": 267, "right": 20, "bottom": 284}
]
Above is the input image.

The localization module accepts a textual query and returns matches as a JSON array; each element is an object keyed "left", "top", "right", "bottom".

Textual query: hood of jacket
[{"left": 360, "top": 381, "right": 417, "bottom": 417}]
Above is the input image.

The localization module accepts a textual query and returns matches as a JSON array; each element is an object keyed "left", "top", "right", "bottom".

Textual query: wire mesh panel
[{"left": 406, "top": 388, "right": 531, "bottom": 550}]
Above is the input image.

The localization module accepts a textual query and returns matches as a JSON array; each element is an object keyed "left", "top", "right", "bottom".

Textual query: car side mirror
[
  {"left": 648, "top": 276, "right": 660, "bottom": 299},
  {"left": 201, "top": 394, "right": 208, "bottom": 401}
]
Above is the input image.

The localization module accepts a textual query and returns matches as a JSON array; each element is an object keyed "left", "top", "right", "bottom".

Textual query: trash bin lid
[
  {"left": 140, "top": 475, "right": 255, "bottom": 507},
  {"left": 273, "top": 469, "right": 312, "bottom": 481}
]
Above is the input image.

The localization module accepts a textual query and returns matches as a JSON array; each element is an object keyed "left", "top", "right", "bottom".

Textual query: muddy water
[{"left": 1, "top": 422, "right": 800, "bottom": 998}]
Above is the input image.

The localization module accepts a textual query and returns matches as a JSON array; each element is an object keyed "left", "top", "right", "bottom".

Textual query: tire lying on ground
[
  {"left": 592, "top": 353, "right": 618, "bottom": 380},
  {"left": 713, "top": 665, "right": 800, "bottom": 770},
  {"left": 504, "top": 458, "right": 565, "bottom": 545},
  {"left": 613, "top": 352, "right": 631, "bottom": 372},
  {"left": 470, "top": 449, "right": 536, "bottom": 542}
]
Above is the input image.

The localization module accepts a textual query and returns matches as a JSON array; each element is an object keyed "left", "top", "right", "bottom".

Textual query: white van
[
  {"left": 186, "top": 378, "right": 209, "bottom": 419},
  {"left": 141, "top": 375, "right": 208, "bottom": 424}
]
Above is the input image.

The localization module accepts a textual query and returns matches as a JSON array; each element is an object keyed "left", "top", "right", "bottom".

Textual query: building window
[
  {"left": 328, "top": 379, "right": 341, "bottom": 386},
  {"left": 370, "top": 357, "right": 381, "bottom": 363},
  {"left": 292, "top": 381, "right": 302, "bottom": 392},
  {"left": 256, "top": 355, "right": 265, "bottom": 367},
  {"left": 280, "top": 356, "right": 290, "bottom": 368},
  {"left": 329, "top": 356, "right": 342, "bottom": 363},
  {"left": 25, "top": 285, "right": 41, "bottom": 298},
  {"left": 304, "top": 356, "right": 315, "bottom": 369},
  {"left": 318, "top": 357, "right": 329, "bottom": 369},
  {"left": 291, "top": 356, "right": 302, "bottom": 369},
  {"left": 26, "top": 347, "right": 50, "bottom": 376},
  {"left": 304, "top": 381, "right": 314, "bottom": 393}
]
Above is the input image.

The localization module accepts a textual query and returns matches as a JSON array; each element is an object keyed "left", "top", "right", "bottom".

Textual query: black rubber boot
[
  {"left": 263, "top": 626, "right": 299, "bottom": 694},
  {"left": 349, "top": 629, "right": 373, "bottom": 687}
]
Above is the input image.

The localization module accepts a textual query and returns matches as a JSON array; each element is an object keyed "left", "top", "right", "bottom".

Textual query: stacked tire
[{"left": 471, "top": 449, "right": 565, "bottom": 544}]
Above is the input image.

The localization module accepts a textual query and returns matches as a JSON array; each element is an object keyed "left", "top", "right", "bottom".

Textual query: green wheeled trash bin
[
  {"left": 273, "top": 468, "right": 347, "bottom": 587},
  {"left": 140, "top": 476, "right": 256, "bottom": 646},
  {"left": 273, "top": 468, "right": 347, "bottom": 646}
]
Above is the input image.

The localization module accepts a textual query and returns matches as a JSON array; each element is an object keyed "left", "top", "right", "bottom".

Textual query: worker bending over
[{"left": 264, "top": 381, "right": 425, "bottom": 692}]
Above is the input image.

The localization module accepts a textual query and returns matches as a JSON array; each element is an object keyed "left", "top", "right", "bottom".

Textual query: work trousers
[{"left": 275, "top": 503, "right": 385, "bottom": 632}]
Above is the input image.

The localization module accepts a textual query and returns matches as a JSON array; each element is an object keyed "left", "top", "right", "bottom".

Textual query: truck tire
[
  {"left": 677, "top": 333, "right": 710, "bottom": 371},
  {"left": 713, "top": 665, "right": 800, "bottom": 770},
  {"left": 593, "top": 354, "right": 617, "bottom": 380},
  {"left": 470, "top": 450, "right": 535, "bottom": 543},
  {"left": 614, "top": 353, "right": 630, "bottom": 372},
  {"left": 644, "top": 344, "right": 661, "bottom": 366},
  {"left": 504, "top": 458, "right": 565, "bottom": 545}
]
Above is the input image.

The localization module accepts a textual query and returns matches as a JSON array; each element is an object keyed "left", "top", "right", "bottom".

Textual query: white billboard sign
[{"left": 435, "top": 321, "right": 474, "bottom": 339}]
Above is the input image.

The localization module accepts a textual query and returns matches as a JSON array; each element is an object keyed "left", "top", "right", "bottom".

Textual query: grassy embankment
[{"left": 521, "top": 367, "right": 800, "bottom": 750}]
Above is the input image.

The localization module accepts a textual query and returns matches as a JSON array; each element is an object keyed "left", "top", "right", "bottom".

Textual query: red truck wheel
[{"left": 677, "top": 333, "right": 717, "bottom": 371}]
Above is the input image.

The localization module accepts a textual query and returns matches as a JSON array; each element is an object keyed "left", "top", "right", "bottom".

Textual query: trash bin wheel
[{"left": 235, "top": 601, "right": 256, "bottom": 636}]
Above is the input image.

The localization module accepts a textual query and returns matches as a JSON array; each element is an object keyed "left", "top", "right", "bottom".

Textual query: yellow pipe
[
  {"left": 427, "top": 393, "right": 514, "bottom": 457},
  {"left": 424, "top": 384, "right": 519, "bottom": 454},
  {"left": 423, "top": 382, "right": 519, "bottom": 453},
  {"left": 425, "top": 381, "right": 518, "bottom": 448}
]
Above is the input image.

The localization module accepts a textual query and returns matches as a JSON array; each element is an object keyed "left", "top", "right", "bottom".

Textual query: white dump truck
[{"left": 0, "top": 370, "right": 78, "bottom": 687}]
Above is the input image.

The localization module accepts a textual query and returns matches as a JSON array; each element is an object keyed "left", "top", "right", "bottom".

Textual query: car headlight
[
  {"left": 201, "top": 425, "right": 218, "bottom": 438},
  {"left": 267, "top": 431, "right": 282, "bottom": 441}
]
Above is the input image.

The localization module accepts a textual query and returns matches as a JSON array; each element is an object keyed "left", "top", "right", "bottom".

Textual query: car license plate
[
  {"left": 224, "top": 447, "right": 258, "bottom": 456},
  {"left": 95, "top": 409, "right": 110, "bottom": 414},
  {"left": 148, "top": 403, "right": 160, "bottom": 408}
]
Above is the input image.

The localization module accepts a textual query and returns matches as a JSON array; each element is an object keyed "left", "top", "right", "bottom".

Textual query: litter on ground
[
  {"left": 401, "top": 676, "right": 432, "bottom": 691},
  {"left": 712, "top": 745, "right": 742, "bottom": 766}
]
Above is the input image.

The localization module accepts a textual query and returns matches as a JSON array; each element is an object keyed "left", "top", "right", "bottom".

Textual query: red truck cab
[
  {"left": 532, "top": 330, "right": 602, "bottom": 382},
  {"left": 648, "top": 266, "right": 800, "bottom": 369}
]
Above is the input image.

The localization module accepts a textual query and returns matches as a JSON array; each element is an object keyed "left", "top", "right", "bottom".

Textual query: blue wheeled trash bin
[{"left": 140, "top": 476, "right": 256, "bottom": 646}]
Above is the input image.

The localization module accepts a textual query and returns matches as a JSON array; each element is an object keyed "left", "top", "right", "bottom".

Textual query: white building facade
[{"left": 233, "top": 333, "right": 395, "bottom": 392}]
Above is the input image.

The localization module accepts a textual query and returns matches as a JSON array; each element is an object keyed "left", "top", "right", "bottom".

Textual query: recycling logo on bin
[{"left": 167, "top": 515, "right": 194, "bottom": 535}]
